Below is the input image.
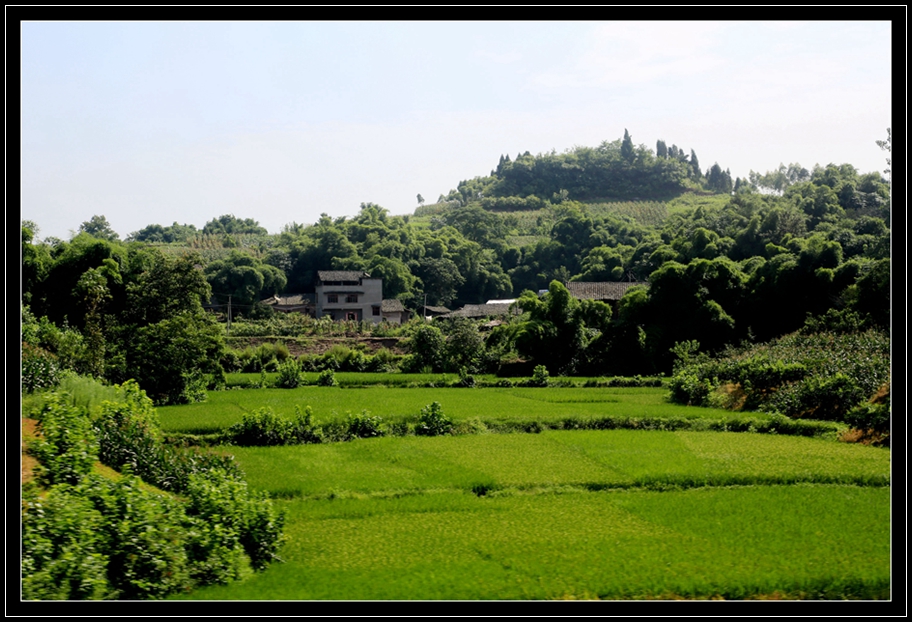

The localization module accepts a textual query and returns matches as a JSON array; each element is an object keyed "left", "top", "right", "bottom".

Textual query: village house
[
  {"left": 315, "top": 270, "right": 384, "bottom": 323},
  {"left": 563, "top": 281, "right": 650, "bottom": 305}
]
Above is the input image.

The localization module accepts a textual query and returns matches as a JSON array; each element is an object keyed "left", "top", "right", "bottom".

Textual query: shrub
[
  {"left": 772, "top": 373, "right": 864, "bottom": 421},
  {"left": 317, "top": 369, "right": 337, "bottom": 387},
  {"left": 415, "top": 402, "right": 453, "bottom": 436},
  {"left": 93, "top": 382, "right": 242, "bottom": 493},
  {"left": 843, "top": 402, "right": 890, "bottom": 437},
  {"left": 80, "top": 474, "right": 192, "bottom": 599},
  {"left": 521, "top": 365, "right": 550, "bottom": 388},
  {"left": 21, "top": 484, "right": 111, "bottom": 600},
  {"left": 668, "top": 370, "right": 714, "bottom": 406},
  {"left": 183, "top": 469, "right": 285, "bottom": 578},
  {"left": 29, "top": 394, "right": 98, "bottom": 487},
  {"left": 455, "top": 367, "right": 476, "bottom": 388},
  {"left": 180, "top": 371, "right": 209, "bottom": 404},
  {"left": 289, "top": 406, "right": 323, "bottom": 444},
  {"left": 346, "top": 410, "right": 384, "bottom": 439},
  {"left": 226, "top": 408, "right": 294, "bottom": 446},
  {"left": 275, "top": 358, "right": 304, "bottom": 389},
  {"left": 22, "top": 343, "right": 61, "bottom": 393}
]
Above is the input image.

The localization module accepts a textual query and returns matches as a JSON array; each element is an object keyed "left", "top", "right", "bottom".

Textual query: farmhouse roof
[
  {"left": 564, "top": 281, "right": 649, "bottom": 301},
  {"left": 317, "top": 270, "right": 371, "bottom": 282},
  {"left": 445, "top": 303, "right": 519, "bottom": 319},
  {"left": 381, "top": 299, "right": 405, "bottom": 313},
  {"left": 261, "top": 294, "right": 314, "bottom": 307},
  {"left": 420, "top": 305, "right": 451, "bottom": 316}
]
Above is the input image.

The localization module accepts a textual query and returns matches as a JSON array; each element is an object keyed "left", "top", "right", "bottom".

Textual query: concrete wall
[{"left": 315, "top": 278, "right": 383, "bottom": 324}]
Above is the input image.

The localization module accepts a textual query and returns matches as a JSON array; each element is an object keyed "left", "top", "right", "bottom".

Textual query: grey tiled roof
[
  {"left": 446, "top": 303, "right": 519, "bottom": 318},
  {"left": 261, "top": 294, "right": 315, "bottom": 306},
  {"left": 564, "top": 281, "right": 649, "bottom": 301},
  {"left": 317, "top": 270, "right": 371, "bottom": 282},
  {"left": 381, "top": 299, "right": 405, "bottom": 313}
]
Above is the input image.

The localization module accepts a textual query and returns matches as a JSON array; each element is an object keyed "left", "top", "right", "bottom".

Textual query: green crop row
[
  {"left": 174, "top": 484, "right": 890, "bottom": 600},
  {"left": 156, "top": 387, "right": 787, "bottom": 436},
  {"left": 222, "top": 430, "right": 889, "bottom": 499}
]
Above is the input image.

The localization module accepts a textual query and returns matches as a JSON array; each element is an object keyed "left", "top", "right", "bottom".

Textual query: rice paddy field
[
  {"left": 165, "top": 384, "right": 892, "bottom": 600},
  {"left": 158, "top": 385, "right": 791, "bottom": 435}
]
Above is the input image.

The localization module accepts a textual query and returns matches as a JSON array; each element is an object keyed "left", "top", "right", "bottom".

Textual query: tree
[
  {"left": 205, "top": 252, "right": 287, "bottom": 313},
  {"left": 125, "top": 251, "right": 212, "bottom": 326},
  {"left": 406, "top": 325, "right": 446, "bottom": 373},
  {"left": 621, "top": 129, "right": 635, "bottom": 163},
  {"left": 513, "top": 281, "right": 599, "bottom": 375},
  {"left": 876, "top": 128, "right": 891, "bottom": 178},
  {"left": 202, "top": 215, "right": 268, "bottom": 236},
  {"left": 413, "top": 257, "right": 464, "bottom": 307},
  {"left": 656, "top": 139, "right": 668, "bottom": 159},
  {"left": 79, "top": 215, "right": 120, "bottom": 242},
  {"left": 74, "top": 260, "right": 121, "bottom": 378},
  {"left": 127, "top": 312, "right": 226, "bottom": 405},
  {"left": 417, "top": 194, "right": 425, "bottom": 205},
  {"left": 443, "top": 319, "right": 485, "bottom": 373},
  {"left": 690, "top": 150, "right": 701, "bottom": 179}
]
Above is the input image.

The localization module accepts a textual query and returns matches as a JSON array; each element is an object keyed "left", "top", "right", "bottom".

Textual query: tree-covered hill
[{"left": 22, "top": 130, "right": 891, "bottom": 393}]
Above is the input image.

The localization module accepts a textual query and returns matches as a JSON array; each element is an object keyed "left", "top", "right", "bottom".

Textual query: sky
[{"left": 20, "top": 21, "right": 893, "bottom": 242}]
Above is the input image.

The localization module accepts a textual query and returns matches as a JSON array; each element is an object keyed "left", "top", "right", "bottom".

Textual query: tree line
[{"left": 22, "top": 131, "right": 891, "bottom": 398}]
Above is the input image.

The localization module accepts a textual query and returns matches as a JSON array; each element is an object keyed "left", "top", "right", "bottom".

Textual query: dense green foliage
[
  {"left": 22, "top": 130, "right": 890, "bottom": 385},
  {"left": 669, "top": 328, "right": 890, "bottom": 439},
  {"left": 22, "top": 382, "right": 285, "bottom": 599}
]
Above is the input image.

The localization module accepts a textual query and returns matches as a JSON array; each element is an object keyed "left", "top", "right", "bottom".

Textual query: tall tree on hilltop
[
  {"left": 621, "top": 129, "right": 635, "bottom": 163},
  {"left": 690, "top": 149, "right": 702, "bottom": 179}
]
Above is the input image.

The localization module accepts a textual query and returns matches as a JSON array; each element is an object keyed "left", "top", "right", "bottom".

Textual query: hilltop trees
[
  {"left": 21, "top": 131, "right": 890, "bottom": 380},
  {"left": 78, "top": 215, "right": 120, "bottom": 242}
]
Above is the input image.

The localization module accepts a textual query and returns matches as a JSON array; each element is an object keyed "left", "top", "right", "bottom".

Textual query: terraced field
[{"left": 165, "top": 385, "right": 891, "bottom": 600}]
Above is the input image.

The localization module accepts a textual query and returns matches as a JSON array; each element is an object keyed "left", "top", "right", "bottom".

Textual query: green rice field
[
  {"left": 158, "top": 386, "right": 776, "bottom": 435},
  {"left": 164, "top": 385, "right": 891, "bottom": 600}
]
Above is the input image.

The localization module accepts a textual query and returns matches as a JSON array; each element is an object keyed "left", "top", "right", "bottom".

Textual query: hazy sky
[{"left": 21, "top": 21, "right": 892, "bottom": 241}]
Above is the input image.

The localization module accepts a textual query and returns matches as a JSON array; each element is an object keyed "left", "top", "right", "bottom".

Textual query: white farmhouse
[{"left": 315, "top": 270, "right": 384, "bottom": 323}]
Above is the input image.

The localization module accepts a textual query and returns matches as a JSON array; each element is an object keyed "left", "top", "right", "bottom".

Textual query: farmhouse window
[
  {"left": 327, "top": 294, "right": 338, "bottom": 304},
  {"left": 346, "top": 294, "right": 358, "bottom": 303},
  {"left": 372, "top": 306, "right": 380, "bottom": 316}
]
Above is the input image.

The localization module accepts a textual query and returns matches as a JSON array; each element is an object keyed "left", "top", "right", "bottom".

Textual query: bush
[
  {"left": 760, "top": 372, "right": 865, "bottom": 422},
  {"left": 93, "top": 382, "right": 242, "bottom": 493},
  {"left": 346, "top": 411, "right": 384, "bottom": 439},
  {"left": 183, "top": 469, "right": 285, "bottom": 577},
  {"left": 21, "top": 484, "right": 111, "bottom": 600},
  {"left": 22, "top": 343, "right": 61, "bottom": 393},
  {"left": 22, "top": 383, "right": 286, "bottom": 600},
  {"left": 29, "top": 394, "right": 98, "bottom": 487},
  {"left": 80, "top": 475, "right": 192, "bottom": 599},
  {"left": 455, "top": 367, "right": 476, "bottom": 388},
  {"left": 415, "top": 402, "right": 453, "bottom": 436},
  {"left": 668, "top": 370, "right": 714, "bottom": 406},
  {"left": 289, "top": 406, "right": 322, "bottom": 444},
  {"left": 226, "top": 408, "right": 295, "bottom": 447},
  {"left": 525, "top": 365, "right": 550, "bottom": 387},
  {"left": 275, "top": 358, "right": 304, "bottom": 389},
  {"left": 317, "top": 369, "right": 337, "bottom": 387}
]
